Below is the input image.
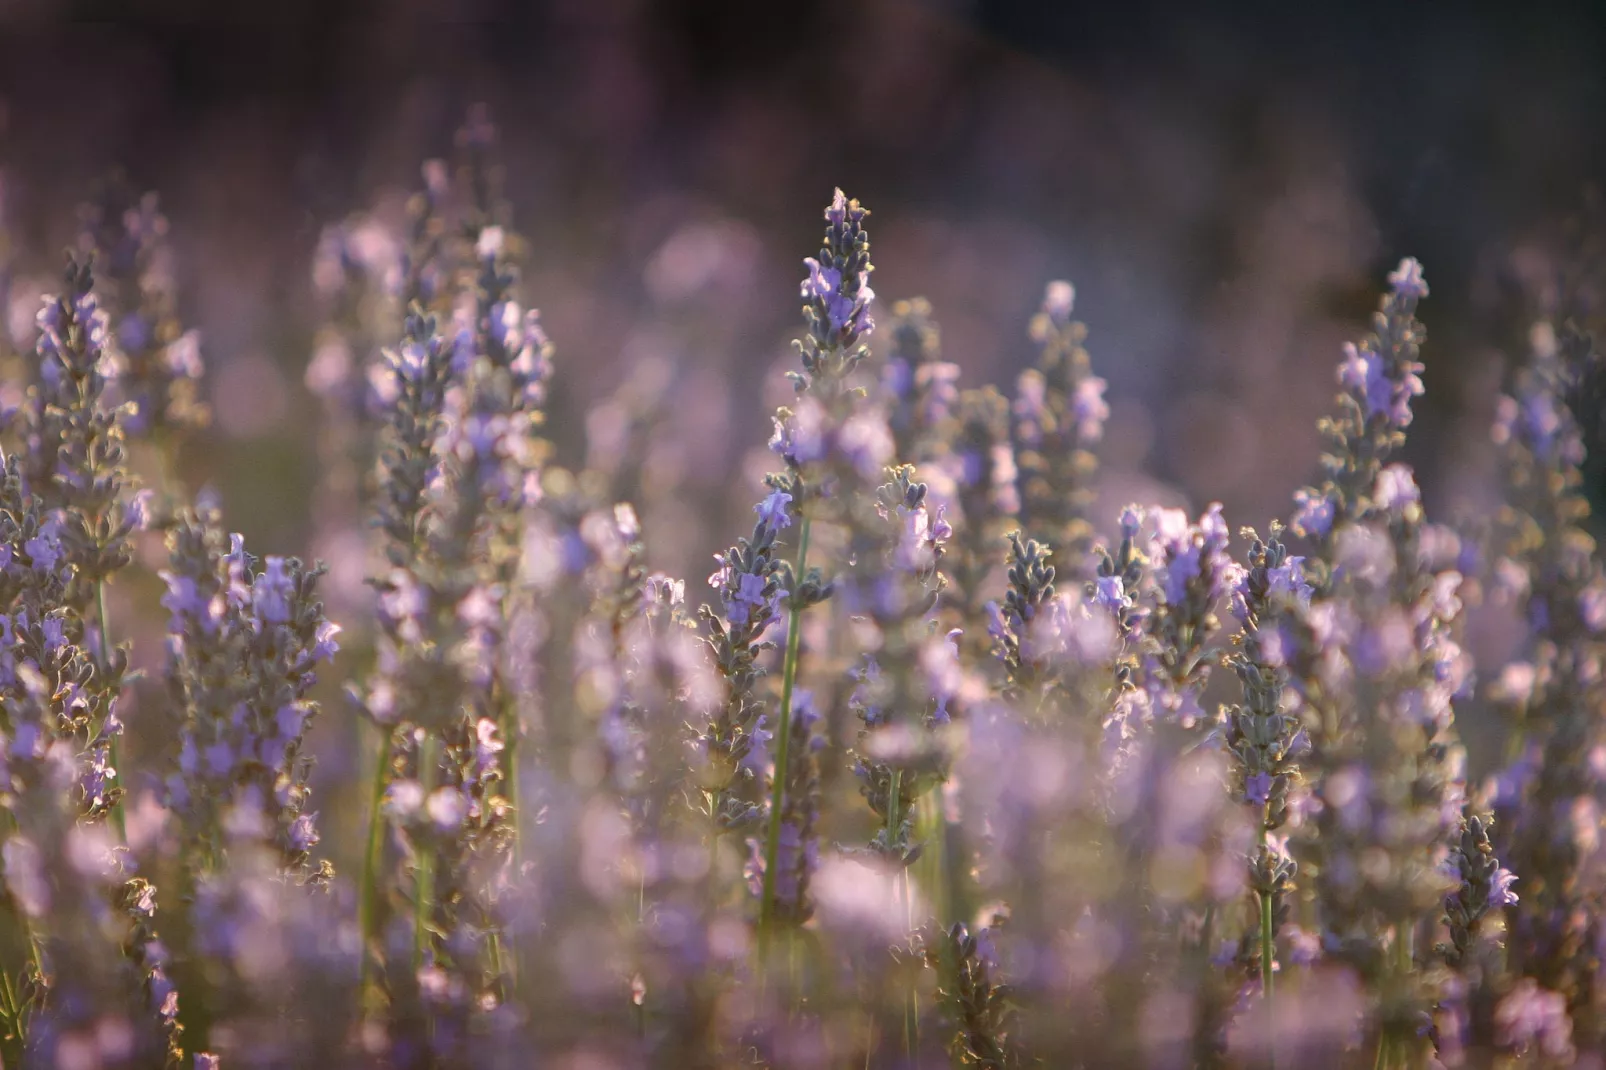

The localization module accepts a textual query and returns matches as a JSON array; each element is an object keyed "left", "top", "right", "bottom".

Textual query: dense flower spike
[
  {"left": 77, "top": 179, "right": 210, "bottom": 443},
  {"left": 17, "top": 260, "right": 144, "bottom": 603},
  {"left": 794, "top": 189, "right": 875, "bottom": 397},
  {"left": 163, "top": 505, "right": 340, "bottom": 879},
  {"left": 769, "top": 188, "right": 889, "bottom": 516},
  {"left": 1290, "top": 259, "right": 1429, "bottom": 554},
  {"left": 1224, "top": 523, "right": 1308, "bottom": 1000},
  {"left": 748, "top": 191, "right": 884, "bottom": 957},
  {"left": 1011, "top": 280, "right": 1107, "bottom": 572},
  {"left": 1142, "top": 503, "right": 1235, "bottom": 727},
  {"left": 1487, "top": 321, "right": 1606, "bottom": 1046},
  {"left": 744, "top": 690, "right": 822, "bottom": 925},
  {"left": 921, "top": 920, "right": 1018, "bottom": 1069},
  {"left": 0, "top": 262, "right": 183, "bottom": 1064},
  {"left": 943, "top": 388, "right": 1020, "bottom": 622},
  {"left": 987, "top": 531, "right": 1058, "bottom": 701},
  {"left": 349, "top": 109, "right": 550, "bottom": 1060},
  {"left": 1291, "top": 499, "right": 1472, "bottom": 1064},
  {"left": 846, "top": 466, "right": 953, "bottom": 867},
  {"left": 882, "top": 297, "right": 959, "bottom": 465},
  {"left": 0, "top": 684, "right": 176, "bottom": 1069},
  {"left": 697, "top": 491, "right": 792, "bottom": 831}
]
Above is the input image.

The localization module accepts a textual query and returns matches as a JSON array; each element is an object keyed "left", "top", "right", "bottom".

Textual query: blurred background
[{"left": 0, "top": 0, "right": 1602, "bottom": 818}]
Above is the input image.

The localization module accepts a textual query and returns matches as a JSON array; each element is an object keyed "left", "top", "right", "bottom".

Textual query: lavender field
[{"left": 0, "top": 6, "right": 1601, "bottom": 1068}]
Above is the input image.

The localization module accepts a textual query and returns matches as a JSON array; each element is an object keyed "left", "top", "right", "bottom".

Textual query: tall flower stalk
[
  {"left": 753, "top": 188, "right": 878, "bottom": 945},
  {"left": 0, "top": 262, "right": 177, "bottom": 1064},
  {"left": 76, "top": 179, "right": 210, "bottom": 482},
  {"left": 159, "top": 503, "right": 340, "bottom": 1055},
  {"left": 1487, "top": 321, "right": 1606, "bottom": 1047},
  {"left": 1223, "top": 523, "right": 1310, "bottom": 1056},
  {"left": 1010, "top": 280, "right": 1108, "bottom": 573}
]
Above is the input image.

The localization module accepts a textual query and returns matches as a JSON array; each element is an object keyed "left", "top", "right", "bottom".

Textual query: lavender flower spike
[{"left": 1291, "top": 256, "right": 1429, "bottom": 550}]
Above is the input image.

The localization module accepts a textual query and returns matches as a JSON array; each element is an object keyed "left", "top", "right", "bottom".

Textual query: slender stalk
[
  {"left": 886, "top": 771, "right": 902, "bottom": 858},
  {"left": 758, "top": 516, "right": 811, "bottom": 951},
  {"left": 916, "top": 792, "right": 946, "bottom": 926},
  {"left": 497, "top": 678, "right": 521, "bottom": 997},
  {"left": 901, "top": 864, "right": 918, "bottom": 1063},
  {"left": 413, "top": 733, "right": 439, "bottom": 974},
  {"left": 1260, "top": 889, "right": 1276, "bottom": 1069},
  {"left": 97, "top": 579, "right": 126, "bottom": 843},
  {"left": 0, "top": 960, "right": 19, "bottom": 1067},
  {"left": 0, "top": 812, "right": 41, "bottom": 1059},
  {"left": 357, "top": 722, "right": 394, "bottom": 1006},
  {"left": 1373, "top": 923, "right": 1414, "bottom": 1070},
  {"left": 884, "top": 768, "right": 917, "bottom": 1061}
]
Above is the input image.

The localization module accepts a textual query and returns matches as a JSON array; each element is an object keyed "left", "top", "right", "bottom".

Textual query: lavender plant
[
  {"left": 0, "top": 107, "right": 1598, "bottom": 1070},
  {"left": 1487, "top": 319, "right": 1606, "bottom": 1050}
]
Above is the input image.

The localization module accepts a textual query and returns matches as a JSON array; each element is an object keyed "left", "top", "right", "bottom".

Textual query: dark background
[{"left": 0, "top": 0, "right": 1601, "bottom": 648}]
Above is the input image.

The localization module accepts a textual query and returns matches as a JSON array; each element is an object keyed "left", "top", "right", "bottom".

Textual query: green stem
[
  {"left": 357, "top": 722, "right": 393, "bottom": 1006},
  {"left": 0, "top": 960, "right": 18, "bottom": 1065},
  {"left": 758, "top": 517, "right": 811, "bottom": 953},
  {"left": 413, "top": 733, "right": 439, "bottom": 975},
  {"left": 499, "top": 685, "right": 520, "bottom": 997},
  {"left": 901, "top": 863, "right": 917, "bottom": 1063},
  {"left": 916, "top": 792, "right": 946, "bottom": 926},
  {"left": 1260, "top": 889, "right": 1276, "bottom": 1069},
  {"left": 97, "top": 579, "right": 126, "bottom": 844},
  {"left": 884, "top": 768, "right": 916, "bottom": 1061},
  {"left": 1372, "top": 923, "right": 1415, "bottom": 1070}
]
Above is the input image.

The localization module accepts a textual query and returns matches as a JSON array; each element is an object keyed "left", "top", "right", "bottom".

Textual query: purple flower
[
  {"left": 1338, "top": 341, "right": 1423, "bottom": 428},
  {"left": 1041, "top": 279, "right": 1075, "bottom": 325},
  {"left": 1266, "top": 557, "right": 1312, "bottom": 606},
  {"left": 1155, "top": 504, "right": 1232, "bottom": 606},
  {"left": 769, "top": 397, "right": 828, "bottom": 465},
  {"left": 1093, "top": 574, "right": 1126, "bottom": 613},
  {"left": 1070, "top": 376, "right": 1110, "bottom": 442},
  {"left": 1373, "top": 463, "right": 1420, "bottom": 514},
  {"left": 41, "top": 617, "right": 65, "bottom": 654},
  {"left": 287, "top": 812, "right": 319, "bottom": 853},
  {"left": 1387, "top": 256, "right": 1429, "bottom": 299},
  {"left": 724, "top": 571, "right": 772, "bottom": 627},
  {"left": 1580, "top": 581, "right": 1606, "bottom": 633},
  {"left": 1012, "top": 372, "right": 1046, "bottom": 444},
  {"left": 124, "top": 488, "right": 153, "bottom": 532},
  {"left": 755, "top": 489, "right": 793, "bottom": 531},
  {"left": 1488, "top": 866, "right": 1519, "bottom": 908},
  {"left": 883, "top": 357, "right": 913, "bottom": 403},
  {"left": 1351, "top": 608, "right": 1414, "bottom": 678},
  {"left": 311, "top": 619, "right": 341, "bottom": 662},
  {"left": 1292, "top": 487, "right": 1336, "bottom": 539},
  {"left": 204, "top": 740, "right": 234, "bottom": 779},
  {"left": 1495, "top": 979, "right": 1573, "bottom": 1059},
  {"left": 24, "top": 520, "right": 62, "bottom": 574},
  {"left": 838, "top": 409, "right": 894, "bottom": 479},
  {"left": 252, "top": 557, "right": 295, "bottom": 624}
]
